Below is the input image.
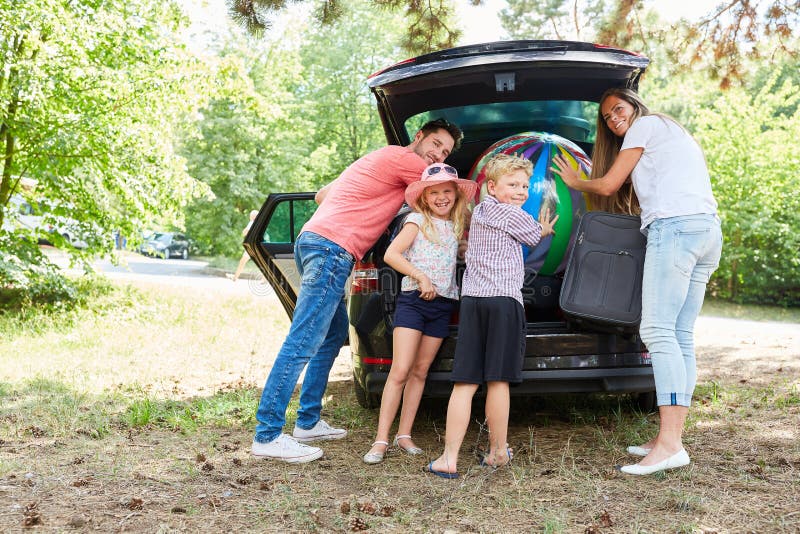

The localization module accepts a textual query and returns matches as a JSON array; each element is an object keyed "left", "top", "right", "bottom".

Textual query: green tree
[
  {"left": 181, "top": 0, "right": 408, "bottom": 257},
  {"left": 180, "top": 31, "right": 307, "bottom": 256},
  {"left": 498, "top": 0, "right": 798, "bottom": 88},
  {"left": 694, "top": 68, "right": 800, "bottom": 305},
  {"left": 0, "top": 0, "right": 211, "bottom": 264},
  {"left": 297, "top": 0, "right": 407, "bottom": 175},
  {"left": 226, "top": 1, "right": 798, "bottom": 85},
  {"left": 226, "top": 0, "right": 462, "bottom": 54},
  {"left": 499, "top": 0, "right": 609, "bottom": 41}
]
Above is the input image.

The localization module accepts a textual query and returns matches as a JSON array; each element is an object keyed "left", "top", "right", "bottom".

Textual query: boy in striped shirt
[{"left": 424, "top": 153, "right": 557, "bottom": 478}]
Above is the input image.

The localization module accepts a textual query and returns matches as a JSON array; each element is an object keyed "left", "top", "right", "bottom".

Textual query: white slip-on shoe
[
  {"left": 619, "top": 449, "right": 690, "bottom": 475},
  {"left": 626, "top": 445, "right": 652, "bottom": 457},
  {"left": 252, "top": 434, "right": 323, "bottom": 463},
  {"left": 292, "top": 419, "right": 347, "bottom": 442}
]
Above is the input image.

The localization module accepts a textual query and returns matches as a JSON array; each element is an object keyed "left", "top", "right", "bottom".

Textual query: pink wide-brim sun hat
[{"left": 405, "top": 163, "right": 478, "bottom": 210}]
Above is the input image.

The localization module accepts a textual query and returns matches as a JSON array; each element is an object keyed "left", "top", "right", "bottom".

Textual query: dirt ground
[{"left": 1, "top": 315, "right": 798, "bottom": 533}]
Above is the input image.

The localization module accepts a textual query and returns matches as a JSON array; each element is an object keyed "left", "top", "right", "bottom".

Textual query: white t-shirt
[{"left": 621, "top": 115, "right": 718, "bottom": 229}]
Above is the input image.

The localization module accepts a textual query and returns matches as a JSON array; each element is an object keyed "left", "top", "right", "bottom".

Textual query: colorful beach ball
[{"left": 466, "top": 131, "right": 591, "bottom": 276}]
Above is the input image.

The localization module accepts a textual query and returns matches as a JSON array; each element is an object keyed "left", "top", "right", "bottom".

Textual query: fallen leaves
[
  {"left": 25, "top": 426, "right": 46, "bottom": 438},
  {"left": 349, "top": 517, "right": 369, "bottom": 531},
  {"left": 22, "top": 502, "right": 41, "bottom": 527},
  {"left": 584, "top": 510, "right": 613, "bottom": 532}
]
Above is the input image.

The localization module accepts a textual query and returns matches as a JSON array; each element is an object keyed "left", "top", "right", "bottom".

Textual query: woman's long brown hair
[{"left": 590, "top": 88, "right": 647, "bottom": 215}]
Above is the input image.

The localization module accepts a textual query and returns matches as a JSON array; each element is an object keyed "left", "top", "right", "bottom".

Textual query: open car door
[{"left": 243, "top": 193, "right": 318, "bottom": 319}]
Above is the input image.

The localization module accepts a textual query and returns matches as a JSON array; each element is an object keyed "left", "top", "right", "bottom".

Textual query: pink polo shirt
[{"left": 302, "top": 145, "right": 426, "bottom": 260}]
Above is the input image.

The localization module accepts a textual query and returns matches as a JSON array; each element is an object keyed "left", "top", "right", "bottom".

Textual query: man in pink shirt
[{"left": 252, "top": 119, "right": 463, "bottom": 463}]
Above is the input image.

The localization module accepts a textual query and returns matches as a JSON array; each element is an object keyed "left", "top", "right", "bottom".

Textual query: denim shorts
[
  {"left": 393, "top": 290, "right": 457, "bottom": 339},
  {"left": 451, "top": 296, "right": 526, "bottom": 384}
]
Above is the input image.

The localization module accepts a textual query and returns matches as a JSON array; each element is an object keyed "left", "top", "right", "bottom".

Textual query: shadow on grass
[{"left": 0, "top": 378, "right": 378, "bottom": 441}]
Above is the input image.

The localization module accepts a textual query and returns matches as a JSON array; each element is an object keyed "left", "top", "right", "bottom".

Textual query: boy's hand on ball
[{"left": 540, "top": 208, "right": 559, "bottom": 237}]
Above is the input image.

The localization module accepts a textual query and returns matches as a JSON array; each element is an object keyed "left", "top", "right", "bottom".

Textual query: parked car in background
[
  {"left": 245, "top": 40, "right": 656, "bottom": 411},
  {"left": 2, "top": 194, "right": 89, "bottom": 248},
  {"left": 2, "top": 194, "right": 43, "bottom": 235},
  {"left": 139, "top": 231, "right": 190, "bottom": 259}
]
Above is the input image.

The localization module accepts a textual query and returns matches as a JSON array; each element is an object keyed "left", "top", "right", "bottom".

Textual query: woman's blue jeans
[
  {"left": 254, "top": 232, "right": 354, "bottom": 443},
  {"left": 640, "top": 215, "right": 722, "bottom": 407}
]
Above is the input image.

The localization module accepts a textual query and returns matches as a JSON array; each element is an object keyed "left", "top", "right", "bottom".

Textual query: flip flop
[
  {"left": 423, "top": 461, "right": 459, "bottom": 479},
  {"left": 478, "top": 447, "right": 514, "bottom": 468}
]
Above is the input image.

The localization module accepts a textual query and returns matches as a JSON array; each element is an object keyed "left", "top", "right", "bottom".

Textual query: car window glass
[
  {"left": 264, "top": 199, "right": 317, "bottom": 243},
  {"left": 406, "top": 100, "right": 599, "bottom": 146}
]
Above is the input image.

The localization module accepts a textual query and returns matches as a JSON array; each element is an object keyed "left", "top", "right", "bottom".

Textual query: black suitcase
[{"left": 559, "top": 211, "right": 646, "bottom": 334}]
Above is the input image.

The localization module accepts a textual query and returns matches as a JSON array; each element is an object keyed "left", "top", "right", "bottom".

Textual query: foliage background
[{"left": 1, "top": 0, "right": 798, "bottom": 305}]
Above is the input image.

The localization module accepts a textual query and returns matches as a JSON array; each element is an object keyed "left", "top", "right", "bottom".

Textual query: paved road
[{"left": 46, "top": 248, "right": 273, "bottom": 296}]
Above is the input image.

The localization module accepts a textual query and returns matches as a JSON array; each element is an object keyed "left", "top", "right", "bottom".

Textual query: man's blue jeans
[
  {"left": 254, "top": 232, "right": 354, "bottom": 443},
  {"left": 640, "top": 215, "right": 722, "bottom": 408}
]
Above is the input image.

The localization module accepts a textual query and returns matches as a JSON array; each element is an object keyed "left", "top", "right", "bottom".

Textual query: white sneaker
[
  {"left": 292, "top": 419, "right": 347, "bottom": 442},
  {"left": 251, "top": 434, "right": 323, "bottom": 463}
]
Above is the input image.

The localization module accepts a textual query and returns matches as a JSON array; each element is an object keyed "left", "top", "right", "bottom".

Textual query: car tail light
[
  {"left": 362, "top": 357, "right": 393, "bottom": 365},
  {"left": 351, "top": 261, "right": 378, "bottom": 294}
]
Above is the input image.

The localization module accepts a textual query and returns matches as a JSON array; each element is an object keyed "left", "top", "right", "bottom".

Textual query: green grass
[
  {"left": 0, "top": 274, "right": 292, "bottom": 439},
  {"left": 701, "top": 297, "right": 800, "bottom": 322},
  {"left": 0, "top": 280, "right": 795, "bottom": 444},
  {"left": 0, "top": 276, "right": 798, "bottom": 532}
]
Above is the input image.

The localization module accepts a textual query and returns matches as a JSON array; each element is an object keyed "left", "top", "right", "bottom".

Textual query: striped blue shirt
[{"left": 461, "top": 195, "right": 543, "bottom": 305}]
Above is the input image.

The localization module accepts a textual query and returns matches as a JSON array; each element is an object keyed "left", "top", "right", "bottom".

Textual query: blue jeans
[
  {"left": 640, "top": 215, "right": 722, "bottom": 407},
  {"left": 254, "top": 232, "right": 354, "bottom": 443}
]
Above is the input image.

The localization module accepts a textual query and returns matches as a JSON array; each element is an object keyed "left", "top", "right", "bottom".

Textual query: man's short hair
[
  {"left": 484, "top": 153, "right": 532, "bottom": 184},
  {"left": 419, "top": 118, "right": 463, "bottom": 152}
]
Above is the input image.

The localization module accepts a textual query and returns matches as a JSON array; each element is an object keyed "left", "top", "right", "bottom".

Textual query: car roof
[{"left": 368, "top": 40, "right": 650, "bottom": 167}]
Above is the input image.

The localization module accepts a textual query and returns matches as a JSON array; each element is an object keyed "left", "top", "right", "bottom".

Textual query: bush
[
  {"left": 0, "top": 234, "right": 80, "bottom": 310},
  {"left": 695, "top": 73, "right": 800, "bottom": 306}
]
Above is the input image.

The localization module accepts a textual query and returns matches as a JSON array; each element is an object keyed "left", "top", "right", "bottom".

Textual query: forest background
[{"left": 1, "top": 0, "right": 798, "bottom": 306}]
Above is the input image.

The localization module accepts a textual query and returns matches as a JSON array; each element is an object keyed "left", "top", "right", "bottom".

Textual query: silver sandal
[
  {"left": 393, "top": 434, "right": 423, "bottom": 455},
  {"left": 363, "top": 440, "right": 389, "bottom": 464}
]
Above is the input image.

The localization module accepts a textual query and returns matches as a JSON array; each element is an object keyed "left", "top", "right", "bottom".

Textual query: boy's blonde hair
[
  {"left": 415, "top": 182, "right": 470, "bottom": 243},
  {"left": 484, "top": 153, "right": 532, "bottom": 186}
]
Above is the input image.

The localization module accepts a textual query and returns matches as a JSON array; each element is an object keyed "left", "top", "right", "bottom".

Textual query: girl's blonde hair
[{"left": 415, "top": 182, "right": 470, "bottom": 243}]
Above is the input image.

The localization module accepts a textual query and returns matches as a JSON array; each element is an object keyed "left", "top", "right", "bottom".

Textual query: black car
[
  {"left": 140, "top": 231, "right": 190, "bottom": 259},
  {"left": 245, "top": 40, "right": 655, "bottom": 411}
]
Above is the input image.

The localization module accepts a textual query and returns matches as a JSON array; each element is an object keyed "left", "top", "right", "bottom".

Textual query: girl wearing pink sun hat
[
  {"left": 404, "top": 163, "right": 478, "bottom": 210},
  {"left": 363, "top": 163, "right": 476, "bottom": 465}
]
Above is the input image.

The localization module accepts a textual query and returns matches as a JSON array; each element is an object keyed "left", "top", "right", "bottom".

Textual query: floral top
[{"left": 400, "top": 212, "right": 460, "bottom": 300}]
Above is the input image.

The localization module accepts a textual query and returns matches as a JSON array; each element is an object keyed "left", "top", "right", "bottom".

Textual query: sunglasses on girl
[{"left": 425, "top": 165, "right": 458, "bottom": 177}]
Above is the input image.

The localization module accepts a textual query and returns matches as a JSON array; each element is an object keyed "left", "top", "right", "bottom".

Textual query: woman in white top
[{"left": 553, "top": 88, "right": 722, "bottom": 475}]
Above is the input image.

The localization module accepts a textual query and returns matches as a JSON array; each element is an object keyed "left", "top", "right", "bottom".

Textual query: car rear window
[{"left": 406, "top": 100, "right": 599, "bottom": 149}]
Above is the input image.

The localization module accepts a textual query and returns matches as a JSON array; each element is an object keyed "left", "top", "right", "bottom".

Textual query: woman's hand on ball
[{"left": 552, "top": 155, "right": 579, "bottom": 188}]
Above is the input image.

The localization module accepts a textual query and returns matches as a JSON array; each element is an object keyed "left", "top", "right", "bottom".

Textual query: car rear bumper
[{"left": 357, "top": 360, "right": 654, "bottom": 398}]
